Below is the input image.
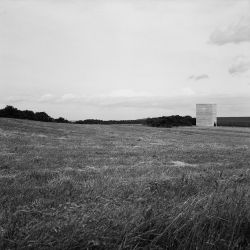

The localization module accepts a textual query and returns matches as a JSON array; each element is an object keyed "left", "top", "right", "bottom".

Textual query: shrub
[{"left": 144, "top": 115, "right": 196, "bottom": 128}]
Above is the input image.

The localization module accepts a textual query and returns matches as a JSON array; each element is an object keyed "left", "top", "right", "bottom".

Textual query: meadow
[{"left": 0, "top": 118, "right": 250, "bottom": 249}]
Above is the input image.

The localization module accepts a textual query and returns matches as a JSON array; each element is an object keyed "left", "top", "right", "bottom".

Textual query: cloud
[
  {"left": 81, "top": 88, "right": 196, "bottom": 108},
  {"left": 104, "top": 89, "right": 152, "bottom": 98},
  {"left": 57, "top": 93, "right": 87, "bottom": 103},
  {"left": 5, "top": 95, "right": 32, "bottom": 103},
  {"left": 188, "top": 74, "right": 209, "bottom": 81},
  {"left": 95, "top": 88, "right": 195, "bottom": 102},
  {"left": 32, "top": 88, "right": 196, "bottom": 108},
  {"left": 229, "top": 56, "right": 250, "bottom": 75},
  {"left": 60, "top": 93, "right": 77, "bottom": 101},
  {"left": 179, "top": 87, "right": 195, "bottom": 96},
  {"left": 38, "top": 93, "right": 56, "bottom": 102},
  {"left": 92, "top": 93, "right": 250, "bottom": 117},
  {"left": 210, "top": 15, "right": 250, "bottom": 45}
]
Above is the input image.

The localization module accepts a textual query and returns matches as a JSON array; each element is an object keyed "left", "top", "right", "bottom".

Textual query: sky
[{"left": 0, "top": 0, "right": 250, "bottom": 120}]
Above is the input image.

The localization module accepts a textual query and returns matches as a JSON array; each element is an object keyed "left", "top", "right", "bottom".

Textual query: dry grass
[{"left": 0, "top": 118, "right": 250, "bottom": 249}]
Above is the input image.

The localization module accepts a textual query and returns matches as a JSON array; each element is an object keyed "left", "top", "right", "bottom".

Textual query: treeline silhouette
[
  {"left": 0, "top": 106, "right": 71, "bottom": 123},
  {"left": 0, "top": 105, "right": 196, "bottom": 127},
  {"left": 1, "top": 105, "right": 250, "bottom": 128},
  {"left": 0, "top": 106, "right": 144, "bottom": 124},
  {"left": 144, "top": 116, "right": 196, "bottom": 127},
  {"left": 217, "top": 117, "right": 250, "bottom": 127},
  {"left": 0, "top": 105, "right": 55, "bottom": 122}
]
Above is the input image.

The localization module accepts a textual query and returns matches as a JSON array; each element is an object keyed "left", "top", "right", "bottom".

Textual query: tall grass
[
  {"left": 0, "top": 119, "right": 250, "bottom": 249},
  {"left": 0, "top": 169, "right": 249, "bottom": 249}
]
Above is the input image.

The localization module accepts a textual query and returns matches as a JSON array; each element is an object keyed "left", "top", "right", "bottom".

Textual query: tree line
[
  {"left": 0, "top": 105, "right": 196, "bottom": 127},
  {"left": 0, "top": 105, "right": 69, "bottom": 123},
  {"left": 144, "top": 115, "right": 196, "bottom": 127}
]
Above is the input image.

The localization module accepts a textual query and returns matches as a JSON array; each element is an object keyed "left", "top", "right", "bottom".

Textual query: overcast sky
[{"left": 1, "top": 0, "right": 250, "bottom": 120}]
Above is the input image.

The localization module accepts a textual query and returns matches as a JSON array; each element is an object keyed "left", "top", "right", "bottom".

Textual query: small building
[{"left": 196, "top": 104, "right": 217, "bottom": 127}]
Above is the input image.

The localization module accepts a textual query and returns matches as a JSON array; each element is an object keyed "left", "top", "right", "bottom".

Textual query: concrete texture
[{"left": 196, "top": 104, "right": 217, "bottom": 126}]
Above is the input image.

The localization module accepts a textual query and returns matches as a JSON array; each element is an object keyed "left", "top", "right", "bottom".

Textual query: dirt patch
[
  {"left": 0, "top": 174, "right": 17, "bottom": 179},
  {"left": 0, "top": 152, "right": 15, "bottom": 156},
  {"left": 170, "top": 161, "right": 197, "bottom": 168},
  {"left": 34, "top": 133, "right": 48, "bottom": 138},
  {"left": 57, "top": 137, "right": 67, "bottom": 140}
]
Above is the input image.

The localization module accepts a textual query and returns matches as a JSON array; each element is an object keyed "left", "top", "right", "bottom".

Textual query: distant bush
[
  {"left": 54, "top": 117, "right": 71, "bottom": 123},
  {"left": 22, "top": 110, "right": 36, "bottom": 120},
  {"left": 144, "top": 115, "right": 196, "bottom": 128},
  {"left": 0, "top": 105, "right": 23, "bottom": 119},
  {"left": 0, "top": 105, "right": 54, "bottom": 123},
  {"left": 74, "top": 119, "right": 103, "bottom": 124},
  {"left": 34, "top": 112, "right": 54, "bottom": 122}
]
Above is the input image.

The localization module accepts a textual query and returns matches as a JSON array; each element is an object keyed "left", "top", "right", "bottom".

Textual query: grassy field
[{"left": 0, "top": 118, "right": 250, "bottom": 249}]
